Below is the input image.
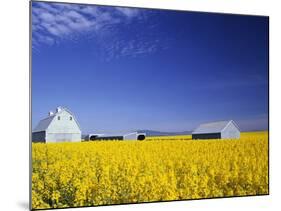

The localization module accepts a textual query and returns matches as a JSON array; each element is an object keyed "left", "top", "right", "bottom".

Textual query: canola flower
[{"left": 32, "top": 131, "right": 268, "bottom": 209}]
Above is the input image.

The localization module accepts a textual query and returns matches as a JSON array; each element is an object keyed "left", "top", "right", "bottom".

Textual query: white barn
[
  {"left": 32, "top": 107, "right": 81, "bottom": 143},
  {"left": 192, "top": 120, "right": 240, "bottom": 140}
]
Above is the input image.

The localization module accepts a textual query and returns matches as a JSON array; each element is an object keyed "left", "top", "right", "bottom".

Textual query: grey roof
[
  {"left": 192, "top": 120, "right": 238, "bottom": 134},
  {"left": 32, "top": 115, "right": 55, "bottom": 132},
  {"left": 32, "top": 106, "right": 81, "bottom": 132}
]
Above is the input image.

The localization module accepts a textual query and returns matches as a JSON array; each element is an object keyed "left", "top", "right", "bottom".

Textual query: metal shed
[
  {"left": 123, "top": 132, "right": 146, "bottom": 140},
  {"left": 32, "top": 106, "right": 82, "bottom": 143},
  {"left": 85, "top": 132, "right": 146, "bottom": 141},
  {"left": 192, "top": 120, "right": 240, "bottom": 140}
]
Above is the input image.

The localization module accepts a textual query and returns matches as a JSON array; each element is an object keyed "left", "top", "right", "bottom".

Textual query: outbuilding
[
  {"left": 192, "top": 120, "right": 240, "bottom": 140},
  {"left": 124, "top": 132, "right": 146, "bottom": 140},
  {"left": 32, "top": 107, "right": 82, "bottom": 143},
  {"left": 85, "top": 132, "right": 146, "bottom": 141}
]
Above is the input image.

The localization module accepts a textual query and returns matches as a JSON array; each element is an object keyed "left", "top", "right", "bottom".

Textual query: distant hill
[{"left": 137, "top": 130, "right": 192, "bottom": 137}]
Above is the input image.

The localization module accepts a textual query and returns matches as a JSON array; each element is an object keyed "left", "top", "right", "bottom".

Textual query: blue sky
[{"left": 32, "top": 1, "right": 269, "bottom": 133}]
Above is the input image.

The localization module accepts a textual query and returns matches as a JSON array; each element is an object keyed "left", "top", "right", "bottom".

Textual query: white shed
[
  {"left": 192, "top": 120, "right": 240, "bottom": 140},
  {"left": 123, "top": 132, "right": 146, "bottom": 140},
  {"left": 85, "top": 132, "right": 146, "bottom": 141}
]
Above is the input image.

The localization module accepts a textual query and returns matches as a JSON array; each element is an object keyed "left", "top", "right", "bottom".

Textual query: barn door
[{"left": 56, "top": 133, "right": 73, "bottom": 142}]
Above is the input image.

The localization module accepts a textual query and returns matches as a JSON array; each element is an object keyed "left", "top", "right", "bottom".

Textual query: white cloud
[
  {"left": 33, "top": 3, "right": 138, "bottom": 39},
  {"left": 115, "top": 7, "right": 140, "bottom": 18},
  {"left": 32, "top": 2, "right": 168, "bottom": 59},
  {"left": 32, "top": 2, "right": 139, "bottom": 45},
  {"left": 79, "top": 6, "right": 99, "bottom": 16},
  {"left": 37, "top": 2, "right": 59, "bottom": 14},
  {"left": 39, "top": 12, "right": 56, "bottom": 23}
]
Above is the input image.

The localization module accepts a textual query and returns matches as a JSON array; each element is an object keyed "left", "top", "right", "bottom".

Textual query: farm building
[
  {"left": 32, "top": 107, "right": 81, "bottom": 143},
  {"left": 124, "top": 132, "right": 146, "bottom": 140},
  {"left": 192, "top": 120, "right": 240, "bottom": 140},
  {"left": 85, "top": 132, "right": 146, "bottom": 141}
]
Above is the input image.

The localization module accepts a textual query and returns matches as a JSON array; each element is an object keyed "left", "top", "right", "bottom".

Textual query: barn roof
[
  {"left": 32, "top": 115, "right": 56, "bottom": 132},
  {"left": 192, "top": 120, "right": 239, "bottom": 134},
  {"left": 32, "top": 106, "right": 81, "bottom": 132}
]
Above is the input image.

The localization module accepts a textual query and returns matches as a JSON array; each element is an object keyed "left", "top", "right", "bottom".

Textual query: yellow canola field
[{"left": 32, "top": 131, "right": 268, "bottom": 209}]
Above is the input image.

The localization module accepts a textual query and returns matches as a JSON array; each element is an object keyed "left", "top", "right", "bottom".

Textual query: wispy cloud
[
  {"left": 32, "top": 2, "right": 122, "bottom": 45},
  {"left": 115, "top": 7, "right": 140, "bottom": 18},
  {"left": 32, "top": 2, "right": 168, "bottom": 59}
]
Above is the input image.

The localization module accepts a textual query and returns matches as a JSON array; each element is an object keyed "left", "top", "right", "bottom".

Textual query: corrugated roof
[
  {"left": 96, "top": 132, "right": 136, "bottom": 137},
  {"left": 32, "top": 115, "right": 55, "bottom": 132},
  {"left": 192, "top": 120, "right": 233, "bottom": 134},
  {"left": 88, "top": 132, "right": 145, "bottom": 137}
]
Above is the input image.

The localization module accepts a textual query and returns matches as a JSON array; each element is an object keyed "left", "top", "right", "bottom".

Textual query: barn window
[
  {"left": 70, "top": 116, "right": 73, "bottom": 120},
  {"left": 58, "top": 116, "right": 60, "bottom": 120}
]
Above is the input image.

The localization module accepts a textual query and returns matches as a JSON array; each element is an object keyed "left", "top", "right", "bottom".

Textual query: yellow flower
[{"left": 32, "top": 131, "right": 268, "bottom": 209}]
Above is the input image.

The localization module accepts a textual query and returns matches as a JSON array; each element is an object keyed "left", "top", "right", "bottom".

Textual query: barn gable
[
  {"left": 47, "top": 108, "right": 81, "bottom": 134},
  {"left": 221, "top": 120, "right": 240, "bottom": 139}
]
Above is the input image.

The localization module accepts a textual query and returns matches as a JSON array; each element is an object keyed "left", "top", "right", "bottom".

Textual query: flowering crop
[{"left": 32, "top": 131, "right": 268, "bottom": 209}]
